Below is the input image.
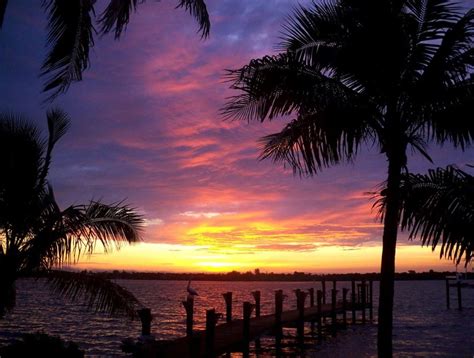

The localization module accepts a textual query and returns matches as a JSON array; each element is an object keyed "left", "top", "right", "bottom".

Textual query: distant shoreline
[{"left": 58, "top": 270, "right": 471, "bottom": 282}]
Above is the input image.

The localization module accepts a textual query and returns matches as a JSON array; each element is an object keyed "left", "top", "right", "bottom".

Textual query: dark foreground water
[{"left": 0, "top": 280, "right": 473, "bottom": 357}]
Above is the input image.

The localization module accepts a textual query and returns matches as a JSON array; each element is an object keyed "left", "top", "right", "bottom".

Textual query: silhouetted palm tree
[
  {"left": 394, "top": 166, "right": 474, "bottom": 264},
  {"left": 222, "top": 1, "right": 474, "bottom": 356},
  {"left": 0, "top": 109, "right": 144, "bottom": 318},
  {"left": 0, "top": 0, "right": 210, "bottom": 101}
]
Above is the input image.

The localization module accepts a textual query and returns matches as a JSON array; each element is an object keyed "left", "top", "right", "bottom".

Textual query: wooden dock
[{"left": 126, "top": 280, "right": 374, "bottom": 358}]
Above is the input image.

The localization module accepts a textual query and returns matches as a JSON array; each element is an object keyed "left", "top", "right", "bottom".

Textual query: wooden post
[
  {"left": 361, "top": 281, "right": 366, "bottom": 324},
  {"left": 205, "top": 309, "right": 217, "bottom": 357},
  {"left": 342, "top": 288, "right": 348, "bottom": 327},
  {"left": 252, "top": 290, "right": 261, "bottom": 318},
  {"left": 222, "top": 292, "right": 232, "bottom": 323},
  {"left": 294, "top": 288, "right": 301, "bottom": 307},
  {"left": 457, "top": 281, "right": 462, "bottom": 311},
  {"left": 275, "top": 290, "right": 284, "bottom": 329},
  {"left": 369, "top": 280, "right": 373, "bottom": 321},
  {"left": 308, "top": 287, "right": 315, "bottom": 334},
  {"left": 316, "top": 289, "right": 323, "bottom": 339},
  {"left": 296, "top": 290, "right": 306, "bottom": 339},
  {"left": 137, "top": 308, "right": 152, "bottom": 336},
  {"left": 351, "top": 279, "right": 356, "bottom": 323},
  {"left": 331, "top": 289, "right": 337, "bottom": 336},
  {"left": 322, "top": 279, "right": 326, "bottom": 304},
  {"left": 308, "top": 288, "right": 315, "bottom": 307},
  {"left": 243, "top": 301, "right": 253, "bottom": 352},
  {"left": 182, "top": 297, "right": 194, "bottom": 337},
  {"left": 333, "top": 280, "right": 337, "bottom": 291}
]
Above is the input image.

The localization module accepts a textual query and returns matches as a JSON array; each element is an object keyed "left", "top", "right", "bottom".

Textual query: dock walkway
[{"left": 130, "top": 280, "right": 374, "bottom": 358}]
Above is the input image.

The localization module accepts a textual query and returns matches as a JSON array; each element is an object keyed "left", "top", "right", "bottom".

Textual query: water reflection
[{"left": 0, "top": 280, "right": 473, "bottom": 357}]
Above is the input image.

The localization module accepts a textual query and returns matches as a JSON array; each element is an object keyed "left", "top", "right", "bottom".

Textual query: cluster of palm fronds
[
  {"left": 400, "top": 166, "right": 473, "bottom": 264},
  {"left": 374, "top": 165, "right": 474, "bottom": 265},
  {"left": 0, "top": 0, "right": 210, "bottom": 101},
  {"left": 0, "top": 110, "right": 144, "bottom": 318}
]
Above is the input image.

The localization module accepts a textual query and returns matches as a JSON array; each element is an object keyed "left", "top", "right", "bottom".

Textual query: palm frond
[
  {"left": 416, "top": 9, "right": 474, "bottom": 93},
  {"left": 99, "top": 0, "right": 210, "bottom": 39},
  {"left": 28, "top": 200, "right": 143, "bottom": 269},
  {"left": 222, "top": 53, "right": 370, "bottom": 122},
  {"left": 0, "top": 0, "right": 7, "bottom": 28},
  {"left": 176, "top": 0, "right": 210, "bottom": 38},
  {"left": 47, "top": 270, "right": 141, "bottom": 319},
  {"left": 378, "top": 166, "right": 474, "bottom": 264},
  {"left": 80, "top": 200, "right": 144, "bottom": 249},
  {"left": 39, "top": 109, "right": 71, "bottom": 187},
  {"left": 98, "top": 0, "right": 138, "bottom": 39},
  {"left": 259, "top": 99, "right": 375, "bottom": 175},
  {"left": 280, "top": 2, "right": 346, "bottom": 68},
  {"left": 41, "top": 0, "right": 96, "bottom": 102}
]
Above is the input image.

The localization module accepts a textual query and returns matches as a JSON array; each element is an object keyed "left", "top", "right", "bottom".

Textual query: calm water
[{"left": 0, "top": 280, "right": 473, "bottom": 357}]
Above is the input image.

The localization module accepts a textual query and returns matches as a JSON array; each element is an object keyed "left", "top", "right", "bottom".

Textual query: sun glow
[{"left": 74, "top": 241, "right": 456, "bottom": 273}]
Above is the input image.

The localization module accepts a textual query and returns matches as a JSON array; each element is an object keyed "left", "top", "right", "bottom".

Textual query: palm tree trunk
[
  {"left": 0, "top": 266, "right": 16, "bottom": 317},
  {"left": 377, "top": 153, "right": 403, "bottom": 358}
]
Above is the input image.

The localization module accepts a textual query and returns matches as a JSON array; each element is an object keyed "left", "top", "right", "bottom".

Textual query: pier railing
[{"left": 127, "top": 279, "right": 374, "bottom": 357}]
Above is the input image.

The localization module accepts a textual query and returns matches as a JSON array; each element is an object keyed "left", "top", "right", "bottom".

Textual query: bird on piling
[{"left": 187, "top": 280, "right": 198, "bottom": 297}]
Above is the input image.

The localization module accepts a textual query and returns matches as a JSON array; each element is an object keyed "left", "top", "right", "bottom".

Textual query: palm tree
[
  {"left": 0, "top": 109, "right": 144, "bottom": 318},
  {"left": 222, "top": 1, "right": 474, "bottom": 356},
  {"left": 393, "top": 166, "right": 474, "bottom": 265},
  {"left": 0, "top": 0, "right": 210, "bottom": 101}
]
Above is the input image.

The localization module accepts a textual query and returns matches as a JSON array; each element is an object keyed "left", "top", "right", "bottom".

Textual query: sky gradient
[{"left": 1, "top": 0, "right": 473, "bottom": 273}]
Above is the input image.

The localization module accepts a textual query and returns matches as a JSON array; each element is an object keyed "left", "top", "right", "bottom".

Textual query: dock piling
[
  {"left": 308, "top": 288, "right": 315, "bottom": 307},
  {"left": 342, "top": 288, "right": 348, "bottom": 327},
  {"left": 243, "top": 301, "right": 253, "bottom": 353},
  {"left": 322, "top": 280, "right": 326, "bottom": 305},
  {"left": 296, "top": 290, "right": 307, "bottom": 339},
  {"left": 137, "top": 308, "right": 152, "bottom": 337},
  {"left": 205, "top": 309, "right": 217, "bottom": 357},
  {"left": 457, "top": 281, "right": 462, "bottom": 311},
  {"left": 369, "top": 280, "right": 373, "bottom": 321},
  {"left": 361, "top": 281, "right": 366, "bottom": 324},
  {"left": 275, "top": 289, "right": 284, "bottom": 331},
  {"left": 222, "top": 292, "right": 232, "bottom": 323},
  {"left": 351, "top": 280, "right": 356, "bottom": 323},
  {"left": 252, "top": 290, "right": 261, "bottom": 318},
  {"left": 182, "top": 297, "right": 194, "bottom": 337},
  {"left": 331, "top": 289, "right": 337, "bottom": 335},
  {"left": 316, "top": 289, "right": 323, "bottom": 339}
]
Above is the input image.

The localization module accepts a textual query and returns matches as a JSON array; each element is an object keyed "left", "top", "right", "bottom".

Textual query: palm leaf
[
  {"left": 175, "top": 0, "right": 210, "bottom": 38},
  {"left": 98, "top": 0, "right": 138, "bottom": 39},
  {"left": 27, "top": 200, "right": 143, "bottom": 269},
  {"left": 377, "top": 166, "right": 474, "bottom": 264},
  {"left": 47, "top": 270, "right": 141, "bottom": 319},
  {"left": 41, "top": 0, "right": 96, "bottom": 102},
  {"left": 99, "top": 0, "right": 210, "bottom": 39},
  {"left": 39, "top": 109, "right": 71, "bottom": 188},
  {"left": 259, "top": 100, "right": 376, "bottom": 175},
  {"left": 0, "top": 0, "right": 7, "bottom": 28}
]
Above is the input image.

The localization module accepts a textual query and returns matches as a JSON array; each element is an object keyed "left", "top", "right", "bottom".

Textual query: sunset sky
[{"left": 1, "top": 0, "right": 473, "bottom": 273}]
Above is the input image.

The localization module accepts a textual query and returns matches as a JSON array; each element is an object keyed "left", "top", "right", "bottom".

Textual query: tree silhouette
[
  {"left": 0, "top": 0, "right": 210, "bottom": 101},
  {"left": 222, "top": 1, "right": 474, "bottom": 356},
  {"left": 0, "top": 109, "right": 144, "bottom": 318}
]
